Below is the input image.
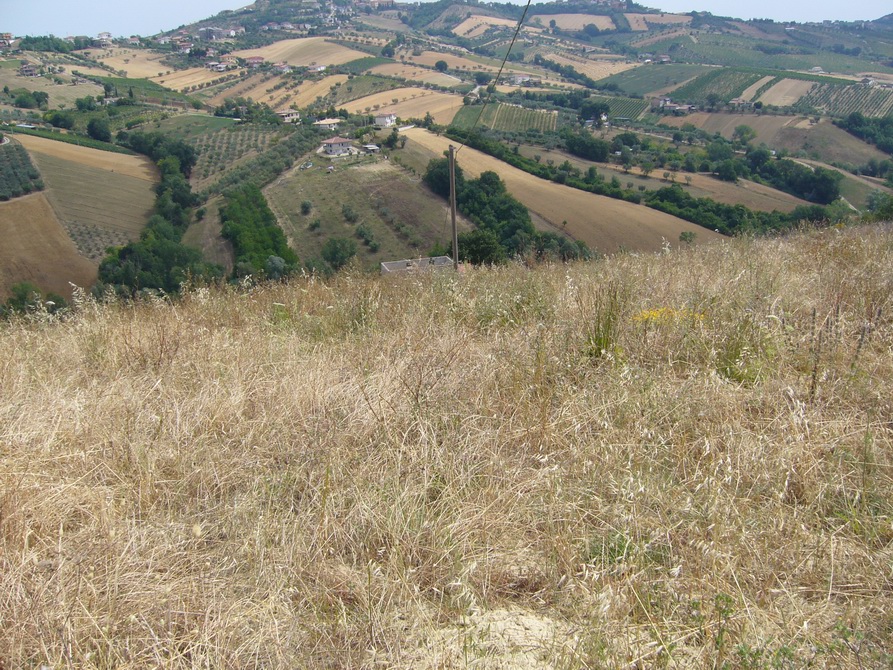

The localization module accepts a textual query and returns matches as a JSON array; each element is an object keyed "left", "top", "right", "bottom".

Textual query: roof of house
[
  {"left": 313, "top": 118, "right": 342, "bottom": 125},
  {"left": 322, "top": 136, "right": 353, "bottom": 144}
]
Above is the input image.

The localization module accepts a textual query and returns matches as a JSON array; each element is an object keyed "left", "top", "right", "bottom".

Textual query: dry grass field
[
  {"left": 403, "top": 128, "right": 720, "bottom": 253},
  {"left": 529, "top": 13, "right": 616, "bottom": 31},
  {"left": 740, "top": 75, "right": 775, "bottom": 101},
  {"left": 15, "top": 135, "right": 157, "bottom": 261},
  {"left": 531, "top": 51, "right": 638, "bottom": 81},
  {"left": 516, "top": 146, "right": 812, "bottom": 213},
  {"left": 151, "top": 67, "right": 243, "bottom": 92},
  {"left": 280, "top": 74, "right": 351, "bottom": 108},
  {"left": 625, "top": 12, "right": 693, "bottom": 30},
  {"left": 78, "top": 48, "right": 170, "bottom": 79},
  {"left": 14, "top": 134, "right": 156, "bottom": 181},
  {"left": 658, "top": 112, "right": 808, "bottom": 147},
  {"left": 2, "top": 224, "right": 892, "bottom": 668},
  {"left": 405, "top": 50, "right": 503, "bottom": 73},
  {"left": 0, "top": 68, "right": 103, "bottom": 110},
  {"left": 452, "top": 14, "right": 519, "bottom": 38},
  {"left": 757, "top": 78, "right": 816, "bottom": 106},
  {"left": 234, "top": 38, "right": 368, "bottom": 67},
  {"left": 341, "top": 89, "right": 465, "bottom": 124},
  {"left": 370, "top": 63, "right": 462, "bottom": 88},
  {"left": 0, "top": 193, "right": 97, "bottom": 300}
]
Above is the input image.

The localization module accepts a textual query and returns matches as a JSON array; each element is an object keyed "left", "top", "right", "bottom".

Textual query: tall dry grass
[{"left": 1, "top": 225, "right": 892, "bottom": 668}]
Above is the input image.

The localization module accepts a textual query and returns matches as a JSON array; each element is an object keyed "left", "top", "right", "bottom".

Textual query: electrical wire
[{"left": 455, "top": 0, "right": 534, "bottom": 155}]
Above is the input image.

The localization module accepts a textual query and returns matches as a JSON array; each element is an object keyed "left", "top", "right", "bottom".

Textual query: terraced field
[{"left": 151, "top": 67, "right": 243, "bottom": 92}]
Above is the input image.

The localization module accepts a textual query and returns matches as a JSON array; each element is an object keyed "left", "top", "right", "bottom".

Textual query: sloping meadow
[{"left": 1, "top": 225, "right": 892, "bottom": 668}]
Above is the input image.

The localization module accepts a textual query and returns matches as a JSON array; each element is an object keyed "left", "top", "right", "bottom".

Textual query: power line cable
[{"left": 455, "top": 0, "right": 534, "bottom": 155}]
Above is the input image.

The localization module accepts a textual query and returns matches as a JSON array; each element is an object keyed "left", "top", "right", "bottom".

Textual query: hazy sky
[{"left": 1, "top": 0, "right": 889, "bottom": 38}]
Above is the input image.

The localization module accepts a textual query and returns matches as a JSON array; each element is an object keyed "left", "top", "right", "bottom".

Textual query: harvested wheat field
[
  {"left": 452, "top": 14, "right": 519, "bottom": 37},
  {"left": 78, "top": 48, "right": 170, "bottom": 79},
  {"left": 16, "top": 135, "right": 157, "bottom": 261},
  {"left": 342, "top": 89, "right": 465, "bottom": 124},
  {"left": 370, "top": 63, "right": 462, "bottom": 87},
  {"left": 151, "top": 67, "right": 241, "bottom": 92},
  {"left": 740, "top": 75, "right": 775, "bottom": 101},
  {"left": 234, "top": 38, "right": 368, "bottom": 67},
  {"left": 758, "top": 78, "right": 816, "bottom": 106},
  {"left": 14, "top": 134, "right": 156, "bottom": 181},
  {"left": 532, "top": 51, "right": 638, "bottom": 81},
  {"left": 529, "top": 13, "right": 616, "bottom": 31},
  {"left": 2, "top": 224, "right": 892, "bottom": 668},
  {"left": 404, "top": 128, "right": 717, "bottom": 253},
  {"left": 284, "top": 74, "right": 350, "bottom": 107},
  {"left": 625, "top": 12, "right": 693, "bottom": 30},
  {"left": 0, "top": 193, "right": 97, "bottom": 299}
]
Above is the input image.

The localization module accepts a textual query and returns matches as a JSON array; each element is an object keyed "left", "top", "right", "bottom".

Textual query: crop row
[
  {"left": 0, "top": 143, "right": 44, "bottom": 201},
  {"left": 795, "top": 84, "right": 893, "bottom": 119},
  {"left": 671, "top": 69, "right": 764, "bottom": 103},
  {"left": 191, "top": 127, "right": 283, "bottom": 181},
  {"left": 591, "top": 95, "right": 649, "bottom": 120}
]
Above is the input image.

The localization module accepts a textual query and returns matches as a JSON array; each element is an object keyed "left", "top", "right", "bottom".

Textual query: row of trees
[
  {"left": 424, "top": 158, "right": 589, "bottom": 264},
  {"left": 836, "top": 112, "right": 893, "bottom": 155},
  {"left": 98, "top": 134, "right": 220, "bottom": 294},
  {"left": 0, "top": 142, "right": 44, "bottom": 201},
  {"left": 221, "top": 184, "right": 299, "bottom": 279}
]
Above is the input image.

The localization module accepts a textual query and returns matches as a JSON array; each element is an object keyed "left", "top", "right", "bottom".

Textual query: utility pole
[{"left": 449, "top": 144, "right": 459, "bottom": 270}]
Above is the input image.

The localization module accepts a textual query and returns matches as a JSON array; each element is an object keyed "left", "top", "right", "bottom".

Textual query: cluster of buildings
[{"left": 654, "top": 97, "right": 696, "bottom": 115}]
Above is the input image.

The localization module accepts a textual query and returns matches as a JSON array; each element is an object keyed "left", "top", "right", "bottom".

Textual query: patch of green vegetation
[
  {"left": 339, "top": 56, "right": 394, "bottom": 74},
  {"left": 0, "top": 141, "right": 44, "bottom": 201},
  {"left": 672, "top": 69, "right": 765, "bottom": 104},
  {"left": 451, "top": 103, "right": 557, "bottom": 133},
  {"left": 328, "top": 75, "right": 403, "bottom": 106},
  {"left": 154, "top": 114, "right": 239, "bottom": 140},
  {"left": 596, "top": 64, "right": 713, "bottom": 96},
  {"left": 78, "top": 74, "right": 195, "bottom": 104}
]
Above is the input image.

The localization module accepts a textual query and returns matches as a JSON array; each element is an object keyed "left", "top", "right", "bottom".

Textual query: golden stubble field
[
  {"left": 14, "top": 134, "right": 157, "bottom": 262},
  {"left": 370, "top": 63, "right": 462, "bottom": 88},
  {"left": 452, "top": 14, "right": 521, "bottom": 38},
  {"left": 2, "top": 225, "right": 891, "bottom": 668},
  {"left": 625, "top": 13, "right": 693, "bottom": 30},
  {"left": 758, "top": 79, "right": 816, "bottom": 106},
  {"left": 78, "top": 48, "right": 170, "bottom": 79},
  {"left": 529, "top": 13, "right": 616, "bottom": 31},
  {"left": 234, "top": 38, "right": 368, "bottom": 67},
  {"left": 152, "top": 67, "right": 244, "bottom": 92},
  {"left": 402, "top": 128, "right": 721, "bottom": 253},
  {"left": 0, "top": 193, "right": 97, "bottom": 299},
  {"left": 341, "top": 89, "right": 466, "bottom": 124}
]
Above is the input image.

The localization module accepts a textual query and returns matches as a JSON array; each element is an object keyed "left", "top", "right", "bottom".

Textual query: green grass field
[
  {"left": 153, "top": 114, "right": 239, "bottom": 140},
  {"left": 328, "top": 75, "right": 404, "bottom": 106},
  {"left": 264, "top": 155, "right": 470, "bottom": 269},
  {"left": 597, "top": 64, "right": 713, "bottom": 96}
]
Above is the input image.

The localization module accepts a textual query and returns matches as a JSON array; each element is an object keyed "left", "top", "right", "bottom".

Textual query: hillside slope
[
  {"left": 2, "top": 225, "right": 892, "bottom": 668},
  {"left": 403, "top": 127, "right": 723, "bottom": 253}
]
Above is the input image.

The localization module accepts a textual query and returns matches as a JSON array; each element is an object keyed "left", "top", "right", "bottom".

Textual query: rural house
[
  {"left": 374, "top": 112, "right": 397, "bottom": 128},
  {"left": 313, "top": 118, "right": 342, "bottom": 131},
  {"left": 246, "top": 56, "right": 265, "bottom": 68},
  {"left": 321, "top": 136, "right": 353, "bottom": 155},
  {"left": 277, "top": 109, "right": 301, "bottom": 123}
]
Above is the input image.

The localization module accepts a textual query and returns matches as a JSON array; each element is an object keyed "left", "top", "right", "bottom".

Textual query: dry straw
[{"left": 1, "top": 224, "right": 892, "bottom": 668}]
